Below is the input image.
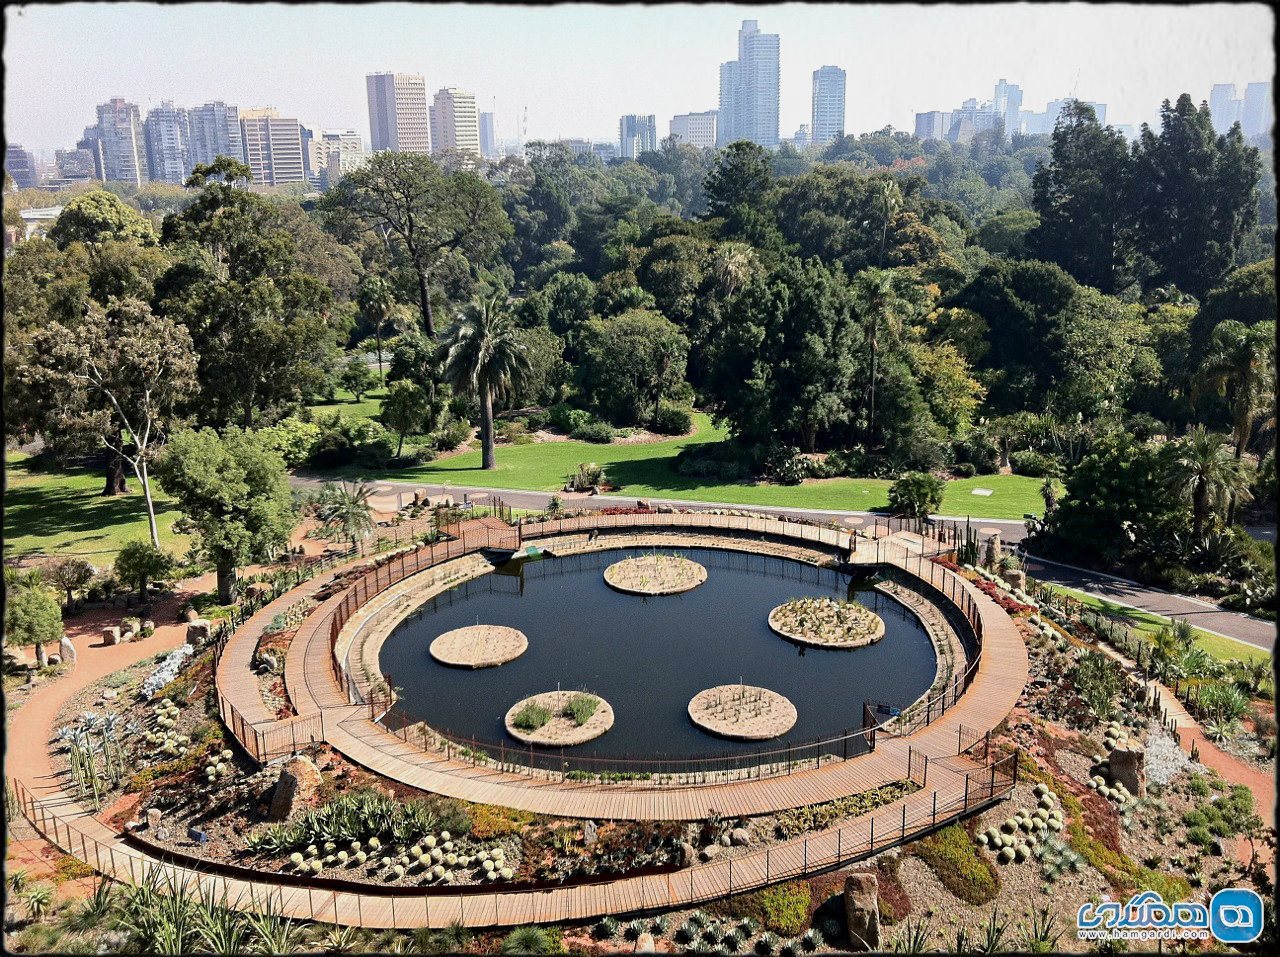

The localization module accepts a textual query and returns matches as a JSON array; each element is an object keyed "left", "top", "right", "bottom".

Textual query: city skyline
[{"left": 4, "top": 2, "right": 1274, "bottom": 158}]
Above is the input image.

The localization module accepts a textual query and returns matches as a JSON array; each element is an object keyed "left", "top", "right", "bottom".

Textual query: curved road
[{"left": 293, "top": 476, "right": 1275, "bottom": 654}]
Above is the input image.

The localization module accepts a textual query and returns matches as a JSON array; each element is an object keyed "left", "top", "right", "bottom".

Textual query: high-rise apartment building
[
  {"left": 239, "top": 108, "right": 305, "bottom": 186},
  {"left": 479, "top": 111, "right": 497, "bottom": 159},
  {"left": 143, "top": 101, "right": 192, "bottom": 184},
  {"left": 55, "top": 149, "right": 99, "bottom": 184},
  {"left": 810, "top": 66, "right": 846, "bottom": 146},
  {"left": 304, "top": 129, "right": 365, "bottom": 189},
  {"left": 94, "top": 98, "right": 148, "bottom": 184},
  {"left": 992, "top": 79, "right": 1023, "bottom": 140},
  {"left": 187, "top": 101, "right": 243, "bottom": 167},
  {"left": 717, "top": 19, "right": 780, "bottom": 148},
  {"left": 1019, "top": 98, "right": 1106, "bottom": 135},
  {"left": 1242, "top": 82, "right": 1273, "bottom": 141},
  {"left": 76, "top": 127, "right": 105, "bottom": 180},
  {"left": 669, "top": 110, "right": 718, "bottom": 148},
  {"left": 429, "top": 87, "right": 481, "bottom": 158},
  {"left": 618, "top": 114, "right": 658, "bottom": 159},
  {"left": 5, "top": 143, "right": 37, "bottom": 188},
  {"left": 591, "top": 142, "right": 618, "bottom": 163},
  {"left": 558, "top": 139, "right": 594, "bottom": 157},
  {"left": 366, "top": 72, "right": 431, "bottom": 153},
  {"left": 1209, "top": 83, "right": 1241, "bottom": 135},
  {"left": 914, "top": 111, "right": 952, "bottom": 141}
]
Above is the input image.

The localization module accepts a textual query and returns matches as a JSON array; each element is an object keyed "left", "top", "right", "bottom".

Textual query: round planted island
[
  {"left": 430, "top": 625, "right": 528, "bottom": 668},
  {"left": 603, "top": 553, "right": 708, "bottom": 596},
  {"left": 504, "top": 691, "right": 615, "bottom": 747},
  {"left": 688, "top": 684, "right": 798, "bottom": 741},
  {"left": 768, "top": 597, "right": 885, "bottom": 649}
]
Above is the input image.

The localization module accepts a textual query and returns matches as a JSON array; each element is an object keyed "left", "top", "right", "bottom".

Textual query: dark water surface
[{"left": 378, "top": 547, "right": 936, "bottom": 760}]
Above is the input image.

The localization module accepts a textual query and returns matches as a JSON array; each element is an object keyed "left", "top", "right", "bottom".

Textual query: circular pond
[{"left": 378, "top": 547, "right": 937, "bottom": 761}]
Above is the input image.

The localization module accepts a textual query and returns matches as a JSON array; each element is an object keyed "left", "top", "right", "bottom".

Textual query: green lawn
[
  {"left": 307, "top": 387, "right": 388, "bottom": 423},
  {"left": 1042, "top": 582, "right": 1271, "bottom": 665},
  {"left": 4, "top": 452, "right": 192, "bottom": 562},
  {"left": 328, "top": 411, "right": 1047, "bottom": 521}
]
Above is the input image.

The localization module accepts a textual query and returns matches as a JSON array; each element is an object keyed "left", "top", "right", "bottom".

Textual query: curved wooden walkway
[{"left": 243, "top": 523, "right": 1028, "bottom": 820}]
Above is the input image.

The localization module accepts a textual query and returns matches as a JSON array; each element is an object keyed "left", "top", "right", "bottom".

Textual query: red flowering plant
[{"left": 972, "top": 576, "right": 1034, "bottom": 615}]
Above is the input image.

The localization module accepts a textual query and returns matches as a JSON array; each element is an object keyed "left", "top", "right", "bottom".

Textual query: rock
[
  {"left": 657, "top": 503, "right": 675, "bottom": 514},
  {"left": 268, "top": 755, "right": 322, "bottom": 821},
  {"left": 101, "top": 689, "right": 118, "bottom": 700},
  {"left": 635, "top": 932, "right": 656, "bottom": 953},
  {"left": 185, "top": 607, "right": 200, "bottom": 623},
  {"left": 699, "top": 844, "right": 721, "bottom": 862},
  {"left": 246, "top": 582, "right": 273, "bottom": 602},
  {"left": 59, "top": 636, "right": 77, "bottom": 664},
  {"left": 34, "top": 641, "right": 47, "bottom": 667},
  {"left": 185, "top": 619, "right": 212, "bottom": 646},
  {"left": 844, "top": 873, "right": 881, "bottom": 951},
  {"left": 679, "top": 841, "right": 697, "bottom": 867},
  {"left": 46, "top": 654, "right": 61, "bottom": 666},
  {"left": 719, "top": 832, "right": 731, "bottom": 847},
  {"left": 147, "top": 808, "right": 163, "bottom": 831},
  {"left": 120, "top": 630, "right": 135, "bottom": 644},
  {"left": 1108, "top": 746, "right": 1147, "bottom": 798},
  {"left": 1005, "top": 569, "right": 1027, "bottom": 591},
  {"left": 1210, "top": 839, "right": 1227, "bottom": 857},
  {"left": 142, "top": 619, "right": 155, "bottom": 635},
  {"left": 730, "top": 827, "right": 751, "bottom": 847},
  {"left": 255, "top": 653, "right": 279, "bottom": 675},
  {"left": 583, "top": 820, "right": 598, "bottom": 847}
]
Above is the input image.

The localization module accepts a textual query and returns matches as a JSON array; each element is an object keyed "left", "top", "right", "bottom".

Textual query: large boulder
[
  {"left": 1108, "top": 746, "right": 1146, "bottom": 798},
  {"left": 186, "top": 619, "right": 212, "bottom": 646},
  {"left": 268, "top": 755, "right": 322, "bottom": 821},
  {"left": 730, "top": 827, "right": 751, "bottom": 847},
  {"left": 679, "top": 841, "right": 697, "bottom": 867},
  {"left": 843, "top": 873, "right": 881, "bottom": 952},
  {"left": 699, "top": 844, "right": 721, "bottom": 862},
  {"left": 59, "top": 636, "right": 77, "bottom": 665},
  {"left": 635, "top": 932, "right": 656, "bottom": 953},
  {"left": 1005, "top": 569, "right": 1027, "bottom": 591}
]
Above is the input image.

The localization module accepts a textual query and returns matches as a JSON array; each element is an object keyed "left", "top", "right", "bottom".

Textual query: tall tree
[
  {"left": 437, "top": 292, "right": 530, "bottom": 469},
  {"left": 356, "top": 274, "right": 399, "bottom": 384},
  {"left": 380, "top": 379, "right": 434, "bottom": 456},
  {"left": 323, "top": 152, "right": 511, "bottom": 336},
  {"left": 576, "top": 309, "right": 690, "bottom": 426},
  {"left": 1195, "top": 319, "right": 1276, "bottom": 458},
  {"left": 18, "top": 297, "right": 197, "bottom": 546},
  {"left": 1131, "top": 94, "right": 1262, "bottom": 298},
  {"left": 155, "top": 428, "right": 295, "bottom": 603},
  {"left": 1028, "top": 101, "right": 1134, "bottom": 294},
  {"left": 47, "top": 190, "right": 158, "bottom": 249},
  {"left": 1163, "top": 426, "right": 1249, "bottom": 539}
]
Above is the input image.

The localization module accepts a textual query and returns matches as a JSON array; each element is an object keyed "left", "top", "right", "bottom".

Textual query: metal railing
[{"left": 10, "top": 751, "right": 1017, "bottom": 929}]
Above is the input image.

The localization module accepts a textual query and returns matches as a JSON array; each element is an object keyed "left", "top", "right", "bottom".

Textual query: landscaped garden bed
[{"left": 767, "top": 597, "right": 884, "bottom": 649}]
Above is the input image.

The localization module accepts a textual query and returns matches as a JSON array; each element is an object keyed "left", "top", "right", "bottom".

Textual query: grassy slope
[
  {"left": 318, "top": 405, "right": 1046, "bottom": 521},
  {"left": 4, "top": 452, "right": 192, "bottom": 562},
  {"left": 1042, "top": 582, "right": 1270, "bottom": 665}
]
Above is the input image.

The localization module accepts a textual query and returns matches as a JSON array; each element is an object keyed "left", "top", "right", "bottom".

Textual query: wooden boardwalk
[{"left": 11, "top": 513, "right": 1027, "bottom": 929}]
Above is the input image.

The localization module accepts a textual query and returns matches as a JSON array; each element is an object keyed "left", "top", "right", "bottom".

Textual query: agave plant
[
  {"left": 891, "top": 917, "right": 931, "bottom": 954},
  {"left": 21, "top": 882, "right": 55, "bottom": 921},
  {"left": 501, "top": 925, "right": 552, "bottom": 954},
  {"left": 1020, "top": 906, "right": 1062, "bottom": 953}
]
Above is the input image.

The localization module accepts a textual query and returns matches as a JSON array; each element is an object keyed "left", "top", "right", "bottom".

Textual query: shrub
[
  {"left": 470, "top": 804, "right": 535, "bottom": 839},
  {"left": 308, "top": 414, "right": 395, "bottom": 469},
  {"left": 570, "top": 420, "right": 615, "bottom": 444},
  {"left": 562, "top": 693, "right": 598, "bottom": 726},
  {"left": 675, "top": 444, "right": 754, "bottom": 481},
  {"left": 954, "top": 433, "right": 1000, "bottom": 474},
  {"left": 651, "top": 405, "right": 693, "bottom": 435},
  {"left": 888, "top": 471, "right": 946, "bottom": 519},
  {"left": 912, "top": 824, "right": 1000, "bottom": 905},
  {"left": 114, "top": 541, "right": 174, "bottom": 600},
  {"left": 1009, "top": 449, "right": 1063, "bottom": 479},
  {"left": 567, "top": 462, "right": 605, "bottom": 491},
  {"left": 710, "top": 882, "right": 812, "bottom": 936},
  {"left": 432, "top": 419, "right": 472, "bottom": 452},
  {"left": 513, "top": 703, "right": 552, "bottom": 731},
  {"left": 526, "top": 411, "right": 550, "bottom": 431},
  {"left": 254, "top": 417, "right": 321, "bottom": 468},
  {"left": 549, "top": 402, "right": 592, "bottom": 434},
  {"left": 951, "top": 462, "right": 977, "bottom": 478}
]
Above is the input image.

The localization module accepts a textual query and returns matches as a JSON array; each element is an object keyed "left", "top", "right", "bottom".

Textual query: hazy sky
[{"left": 3, "top": 2, "right": 1275, "bottom": 156}]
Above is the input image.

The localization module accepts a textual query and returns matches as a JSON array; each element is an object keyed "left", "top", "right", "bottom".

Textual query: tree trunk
[
  {"left": 416, "top": 269, "right": 435, "bottom": 338},
  {"left": 480, "top": 388, "right": 496, "bottom": 470},
  {"left": 137, "top": 458, "right": 161, "bottom": 549},
  {"left": 376, "top": 326, "right": 385, "bottom": 385},
  {"left": 396, "top": 432, "right": 405, "bottom": 457},
  {"left": 102, "top": 450, "right": 128, "bottom": 496},
  {"left": 216, "top": 558, "right": 237, "bottom": 605},
  {"left": 1193, "top": 482, "right": 1206, "bottom": 540},
  {"left": 242, "top": 400, "right": 254, "bottom": 430}
]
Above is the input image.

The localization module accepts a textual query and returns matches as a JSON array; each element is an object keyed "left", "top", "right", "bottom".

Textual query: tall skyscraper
[
  {"left": 143, "top": 101, "right": 192, "bottom": 184},
  {"left": 5, "top": 143, "right": 37, "bottom": 188},
  {"left": 992, "top": 79, "right": 1023, "bottom": 139},
  {"left": 305, "top": 129, "right": 365, "bottom": 189},
  {"left": 810, "top": 65, "right": 846, "bottom": 146},
  {"left": 479, "top": 111, "right": 497, "bottom": 158},
  {"left": 1209, "top": 83, "right": 1242, "bottom": 135},
  {"left": 187, "top": 102, "right": 243, "bottom": 168},
  {"left": 239, "top": 108, "right": 305, "bottom": 185},
  {"left": 94, "top": 98, "right": 148, "bottom": 184},
  {"left": 77, "top": 126, "right": 106, "bottom": 180},
  {"left": 366, "top": 72, "right": 431, "bottom": 153},
  {"left": 1241, "top": 81, "right": 1273, "bottom": 141},
  {"left": 429, "top": 87, "right": 481, "bottom": 158},
  {"left": 670, "top": 110, "right": 718, "bottom": 148},
  {"left": 717, "top": 19, "right": 780, "bottom": 148},
  {"left": 618, "top": 114, "right": 658, "bottom": 158},
  {"left": 54, "top": 148, "right": 98, "bottom": 184}
]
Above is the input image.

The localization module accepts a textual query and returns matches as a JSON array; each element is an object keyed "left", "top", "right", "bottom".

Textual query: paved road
[{"left": 291, "top": 476, "right": 1274, "bottom": 653}]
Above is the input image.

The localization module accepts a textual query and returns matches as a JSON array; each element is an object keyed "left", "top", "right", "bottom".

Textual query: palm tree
[
  {"left": 710, "top": 241, "right": 758, "bottom": 300},
  {"left": 1195, "top": 320, "right": 1276, "bottom": 459},
  {"left": 875, "top": 179, "right": 903, "bottom": 267},
  {"left": 316, "top": 481, "right": 375, "bottom": 547},
  {"left": 1163, "top": 426, "right": 1250, "bottom": 539},
  {"left": 357, "top": 274, "right": 399, "bottom": 385},
  {"left": 852, "top": 267, "right": 916, "bottom": 445},
  {"left": 438, "top": 292, "right": 530, "bottom": 470}
]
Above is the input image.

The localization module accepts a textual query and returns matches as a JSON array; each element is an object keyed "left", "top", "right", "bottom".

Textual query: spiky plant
[
  {"left": 800, "top": 928, "right": 826, "bottom": 953},
  {"left": 194, "top": 902, "right": 247, "bottom": 956},
  {"left": 754, "top": 932, "right": 778, "bottom": 955},
  {"left": 21, "top": 882, "right": 55, "bottom": 921},
  {"left": 675, "top": 921, "right": 698, "bottom": 944},
  {"left": 501, "top": 925, "right": 552, "bottom": 955},
  {"left": 241, "top": 893, "right": 302, "bottom": 956},
  {"left": 62, "top": 879, "right": 117, "bottom": 933},
  {"left": 623, "top": 919, "right": 646, "bottom": 942},
  {"left": 1020, "top": 906, "right": 1063, "bottom": 954},
  {"left": 593, "top": 916, "right": 620, "bottom": 940},
  {"left": 720, "top": 928, "right": 743, "bottom": 953},
  {"left": 975, "top": 906, "right": 1009, "bottom": 954}
]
